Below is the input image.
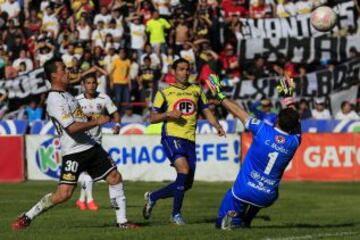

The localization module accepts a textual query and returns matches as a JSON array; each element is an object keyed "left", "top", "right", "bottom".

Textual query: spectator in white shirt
[
  {"left": 335, "top": 101, "right": 360, "bottom": 120},
  {"left": 94, "top": 6, "right": 112, "bottom": 26},
  {"left": 105, "top": 19, "right": 123, "bottom": 48},
  {"left": 62, "top": 43, "right": 81, "bottom": 68},
  {"left": 1, "top": 0, "right": 20, "bottom": 22},
  {"left": 13, "top": 49, "right": 33, "bottom": 74},
  {"left": 91, "top": 20, "right": 107, "bottom": 48},
  {"left": 42, "top": 5, "right": 60, "bottom": 38},
  {"left": 121, "top": 107, "right": 143, "bottom": 124},
  {"left": 77, "top": 14, "right": 92, "bottom": 41},
  {"left": 127, "top": 15, "right": 146, "bottom": 59},
  {"left": 140, "top": 44, "right": 161, "bottom": 70},
  {"left": 311, "top": 97, "right": 332, "bottom": 119}
]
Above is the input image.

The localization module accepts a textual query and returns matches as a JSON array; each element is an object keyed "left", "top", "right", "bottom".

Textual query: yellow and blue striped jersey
[{"left": 152, "top": 84, "right": 209, "bottom": 142}]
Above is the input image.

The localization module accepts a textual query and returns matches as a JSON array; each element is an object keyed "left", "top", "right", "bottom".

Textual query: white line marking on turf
[{"left": 263, "top": 231, "right": 358, "bottom": 240}]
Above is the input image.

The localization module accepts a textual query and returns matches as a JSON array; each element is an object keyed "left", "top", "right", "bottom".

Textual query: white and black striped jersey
[
  {"left": 46, "top": 90, "right": 96, "bottom": 156},
  {"left": 76, "top": 92, "right": 118, "bottom": 143}
]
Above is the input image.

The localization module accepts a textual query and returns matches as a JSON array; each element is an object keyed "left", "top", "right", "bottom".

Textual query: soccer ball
[{"left": 311, "top": 6, "right": 337, "bottom": 32}]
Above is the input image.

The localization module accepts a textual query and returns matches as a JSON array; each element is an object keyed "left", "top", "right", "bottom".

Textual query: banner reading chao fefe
[
  {"left": 237, "top": 0, "right": 357, "bottom": 39},
  {"left": 26, "top": 134, "right": 241, "bottom": 182}
]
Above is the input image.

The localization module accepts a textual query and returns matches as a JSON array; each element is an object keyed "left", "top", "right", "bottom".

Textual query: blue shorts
[{"left": 161, "top": 136, "right": 196, "bottom": 171}]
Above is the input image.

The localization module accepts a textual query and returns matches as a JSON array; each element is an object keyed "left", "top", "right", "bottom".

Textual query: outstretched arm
[{"left": 221, "top": 99, "right": 249, "bottom": 125}]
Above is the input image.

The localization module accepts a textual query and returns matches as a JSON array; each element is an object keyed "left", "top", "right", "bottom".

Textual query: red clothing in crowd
[
  {"left": 198, "top": 64, "right": 214, "bottom": 89},
  {"left": 219, "top": 52, "right": 241, "bottom": 77},
  {"left": 221, "top": 0, "right": 248, "bottom": 17},
  {"left": 164, "top": 72, "right": 176, "bottom": 84}
]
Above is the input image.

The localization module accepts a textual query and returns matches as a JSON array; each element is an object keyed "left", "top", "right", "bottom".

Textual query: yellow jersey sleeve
[
  {"left": 152, "top": 90, "right": 166, "bottom": 112},
  {"left": 198, "top": 89, "right": 209, "bottom": 111}
]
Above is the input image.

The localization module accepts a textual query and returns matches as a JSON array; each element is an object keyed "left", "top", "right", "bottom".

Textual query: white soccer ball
[{"left": 311, "top": 6, "right": 337, "bottom": 32}]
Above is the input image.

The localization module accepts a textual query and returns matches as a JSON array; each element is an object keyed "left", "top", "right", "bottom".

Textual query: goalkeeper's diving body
[{"left": 206, "top": 75, "right": 301, "bottom": 230}]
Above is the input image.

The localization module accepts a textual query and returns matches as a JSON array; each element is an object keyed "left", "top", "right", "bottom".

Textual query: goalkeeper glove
[
  {"left": 276, "top": 75, "right": 295, "bottom": 97},
  {"left": 206, "top": 74, "right": 226, "bottom": 102}
]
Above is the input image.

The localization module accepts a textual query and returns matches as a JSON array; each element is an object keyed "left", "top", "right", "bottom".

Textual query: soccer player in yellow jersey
[{"left": 143, "top": 58, "right": 226, "bottom": 225}]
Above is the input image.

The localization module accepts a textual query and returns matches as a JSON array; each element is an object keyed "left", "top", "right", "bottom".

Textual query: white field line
[{"left": 262, "top": 231, "right": 358, "bottom": 240}]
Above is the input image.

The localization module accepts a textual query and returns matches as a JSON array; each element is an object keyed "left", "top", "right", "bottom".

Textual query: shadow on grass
[{"left": 196, "top": 215, "right": 271, "bottom": 224}]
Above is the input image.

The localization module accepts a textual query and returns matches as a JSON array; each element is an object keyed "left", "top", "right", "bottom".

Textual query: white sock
[
  {"left": 78, "top": 173, "right": 86, "bottom": 202},
  {"left": 83, "top": 174, "right": 94, "bottom": 203},
  {"left": 109, "top": 183, "right": 127, "bottom": 224},
  {"left": 26, "top": 193, "right": 54, "bottom": 220}
]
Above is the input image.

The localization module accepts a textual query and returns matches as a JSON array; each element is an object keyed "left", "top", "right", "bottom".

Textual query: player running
[
  {"left": 206, "top": 74, "right": 301, "bottom": 230},
  {"left": 75, "top": 74, "right": 121, "bottom": 211},
  {"left": 143, "top": 58, "right": 226, "bottom": 225},
  {"left": 12, "top": 58, "right": 138, "bottom": 230}
]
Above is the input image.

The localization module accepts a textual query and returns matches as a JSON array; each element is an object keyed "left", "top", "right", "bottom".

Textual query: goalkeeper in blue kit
[{"left": 206, "top": 75, "right": 301, "bottom": 230}]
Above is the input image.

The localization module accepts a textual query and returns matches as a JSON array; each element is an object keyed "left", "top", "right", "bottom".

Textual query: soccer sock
[
  {"left": 25, "top": 193, "right": 54, "bottom": 220},
  {"left": 83, "top": 174, "right": 94, "bottom": 203},
  {"left": 109, "top": 183, "right": 127, "bottom": 224},
  {"left": 79, "top": 186, "right": 86, "bottom": 202},
  {"left": 172, "top": 173, "right": 187, "bottom": 216},
  {"left": 243, "top": 205, "right": 261, "bottom": 226},
  {"left": 78, "top": 173, "right": 86, "bottom": 202},
  {"left": 149, "top": 183, "right": 176, "bottom": 202}
]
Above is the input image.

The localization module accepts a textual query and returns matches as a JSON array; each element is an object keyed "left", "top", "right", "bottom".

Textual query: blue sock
[
  {"left": 150, "top": 183, "right": 176, "bottom": 202},
  {"left": 172, "top": 173, "right": 187, "bottom": 216}
]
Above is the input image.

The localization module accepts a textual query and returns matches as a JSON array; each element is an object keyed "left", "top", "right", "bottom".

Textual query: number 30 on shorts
[{"left": 64, "top": 160, "right": 79, "bottom": 173}]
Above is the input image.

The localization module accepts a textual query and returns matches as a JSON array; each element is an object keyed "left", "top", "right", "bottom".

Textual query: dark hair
[
  {"left": 43, "top": 57, "right": 62, "bottom": 81},
  {"left": 341, "top": 101, "right": 350, "bottom": 109},
  {"left": 81, "top": 73, "right": 96, "bottom": 83},
  {"left": 172, "top": 58, "right": 190, "bottom": 70},
  {"left": 143, "top": 56, "right": 151, "bottom": 62},
  {"left": 278, "top": 108, "right": 300, "bottom": 134}
]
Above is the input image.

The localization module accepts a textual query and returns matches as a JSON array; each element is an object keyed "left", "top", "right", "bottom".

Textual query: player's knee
[
  {"left": 177, "top": 165, "right": 190, "bottom": 174},
  {"left": 106, "top": 170, "right": 122, "bottom": 185}
]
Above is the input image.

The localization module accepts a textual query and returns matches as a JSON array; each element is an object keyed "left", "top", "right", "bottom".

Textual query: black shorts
[{"left": 59, "top": 145, "right": 117, "bottom": 185}]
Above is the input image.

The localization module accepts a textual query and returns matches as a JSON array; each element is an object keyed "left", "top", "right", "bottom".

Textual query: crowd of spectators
[{"left": 0, "top": 0, "right": 359, "bottom": 126}]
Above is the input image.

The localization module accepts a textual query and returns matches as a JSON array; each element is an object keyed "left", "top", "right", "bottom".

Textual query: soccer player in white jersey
[
  {"left": 12, "top": 58, "right": 138, "bottom": 230},
  {"left": 75, "top": 74, "right": 121, "bottom": 211}
]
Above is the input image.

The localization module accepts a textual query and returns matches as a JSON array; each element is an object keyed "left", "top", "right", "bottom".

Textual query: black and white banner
[
  {"left": 238, "top": 0, "right": 357, "bottom": 39},
  {"left": 239, "top": 36, "right": 360, "bottom": 64},
  {"left": 0, "top": 68, "right": 50, "bottom": 99},
  {"left": 232, "top": 57, "right": 360, "bottom": 100}
]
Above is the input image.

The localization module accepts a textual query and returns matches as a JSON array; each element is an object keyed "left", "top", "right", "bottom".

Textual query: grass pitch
[{"left": 1, "top": 181, "right": 360, "bottom": 240}]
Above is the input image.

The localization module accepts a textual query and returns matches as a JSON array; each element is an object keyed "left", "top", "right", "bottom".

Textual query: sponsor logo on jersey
[
  {"left": 173, "top": 98, "right": 196, "bottom": 116},
  {"left": 62, "top": 173, "right": 75, "bottom": 181},
  {"left": 275, "top": 135, "right": 285, "bottom": 144},
  {"left": 251, "top": 118, "right": 260, "bottom": 125},
  {"left": 35, "top": 138, "right": 62, "bottom": 179},
  {"left": 73, "top": 107, "right": 85, "bottom": 118},
  {"left": 251, "top": 170, "right": 261, "bottom": 180}
]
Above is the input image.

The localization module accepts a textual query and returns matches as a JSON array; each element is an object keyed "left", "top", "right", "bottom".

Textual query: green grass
[{"left": 1, "top": 181, "right": 360, "bottom": 240}]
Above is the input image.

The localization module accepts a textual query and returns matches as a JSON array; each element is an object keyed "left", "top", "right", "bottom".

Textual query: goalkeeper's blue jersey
[{"left": 232, "top": 117, "right": 301, "bottom": 207}]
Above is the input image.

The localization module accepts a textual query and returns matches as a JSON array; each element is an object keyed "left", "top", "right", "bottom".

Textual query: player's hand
[
  {"left": 96, "top": 115, "right": 110, "bottom": 126},
  {"left": 112, "top": 124, "right": 120, "bottom": 134},
  {"left": 216, "top": 125, "right": 226, "bottom": 137},
  {"left": 206, "top": 74, "right": 226, "bottom": 102},
  {"left": 166, "top": 110, "right": 182, "bottom": 120}
]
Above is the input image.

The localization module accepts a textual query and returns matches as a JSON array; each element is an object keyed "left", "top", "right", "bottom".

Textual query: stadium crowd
[{"left": 0, "top": 0, "right": 359, "bottom": 125}]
